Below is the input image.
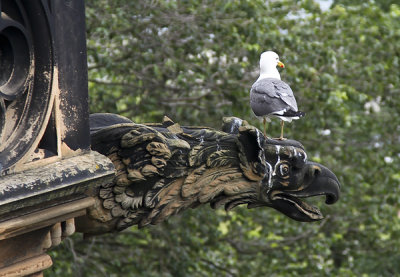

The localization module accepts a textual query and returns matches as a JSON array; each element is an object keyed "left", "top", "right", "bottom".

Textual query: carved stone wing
[{"left": 77, "top": 114, "right": 341, "bottom": 235}]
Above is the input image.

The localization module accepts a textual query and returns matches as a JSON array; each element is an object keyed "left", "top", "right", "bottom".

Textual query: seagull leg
[
  {"left": 263, "top": 117, "right": 268, "bottom": 137},
  {"left": 279, "top": 120, "right": 285, "bottom": 140}
]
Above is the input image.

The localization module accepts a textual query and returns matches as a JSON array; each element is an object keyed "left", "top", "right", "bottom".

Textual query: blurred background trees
[{"left": 48, "top": 0, "right": 400, "bottom": 275}]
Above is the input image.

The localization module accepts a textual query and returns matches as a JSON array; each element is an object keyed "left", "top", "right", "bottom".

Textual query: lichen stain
[
  {"left": 0, "top": 151, "right": 114, "bottom": 198},
  {"left": 53, "top": 66, "right": 83, "bottom": 155},
  {"left": 60, "top": 142, "right": 82, "bottom": 158}
]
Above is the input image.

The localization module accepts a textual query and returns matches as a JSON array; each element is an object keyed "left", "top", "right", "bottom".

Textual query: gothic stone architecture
[{"left": 0, "top": 1, "right": 341, "bottom": 276}]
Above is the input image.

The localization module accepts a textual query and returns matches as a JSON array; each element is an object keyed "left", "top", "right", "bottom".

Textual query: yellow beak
[{"left": 277, "top": 61, "right": 285, "bottom": 68}]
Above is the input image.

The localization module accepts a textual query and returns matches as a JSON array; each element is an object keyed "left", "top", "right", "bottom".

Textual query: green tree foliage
[
  {"left": 333, "top": 0, "right": 399, "bottom": 11},
  {"left": 49, "top": 0, "right": 400, "bottom": 275}
]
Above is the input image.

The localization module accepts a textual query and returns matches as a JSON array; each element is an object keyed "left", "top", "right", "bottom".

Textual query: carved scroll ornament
[
  {"left": 77, "top": 114, "right": 341, "bottom": 235},
  {"left": 0, "top": 1, "right": 54, "bottom": 173}
]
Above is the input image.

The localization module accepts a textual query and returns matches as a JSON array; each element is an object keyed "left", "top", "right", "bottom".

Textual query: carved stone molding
[
  {"left": 0, "top": 253, "right": 53, "bottom": 277},
  {"left": 0, "top": 1, "right": 117, "bottom": 275},
  {"left": 0, "top": 0, "right": 54, "bottom": 173},
  {"left": 0, "top": 0, "right": 91, "bottom": 175},
  {"left": 0, "top": 152, "right": 115, "bottom": 276}
]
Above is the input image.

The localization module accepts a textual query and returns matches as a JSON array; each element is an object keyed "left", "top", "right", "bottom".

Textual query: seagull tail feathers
[{"left": 282, "top": 110, "right": 306, "bottom": 118}]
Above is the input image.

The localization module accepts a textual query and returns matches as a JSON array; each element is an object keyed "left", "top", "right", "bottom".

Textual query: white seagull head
[{"left": 258, "top": 51, "right": 285, "bottom": 81}]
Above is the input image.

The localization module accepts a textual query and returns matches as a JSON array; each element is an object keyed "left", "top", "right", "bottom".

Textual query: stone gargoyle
[{"left": 76, "top": 114, "right": 341, "bottom": 235}]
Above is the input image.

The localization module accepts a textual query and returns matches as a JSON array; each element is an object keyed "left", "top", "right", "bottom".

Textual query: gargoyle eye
[
  {"left": 292, "top": 150, "right": 307, "bottom": 168},
  {"left": 278, "top": 163, "right": 290, "bottom": 177}
]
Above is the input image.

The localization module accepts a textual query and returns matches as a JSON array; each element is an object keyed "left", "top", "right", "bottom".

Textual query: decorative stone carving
[
  {"left": 0, "top": 0, "right": 91, "bottom": 175},
  {"left": 77, "top": 114, "right": 341, "bottom": 235},
  {"left": 0, "top": 2, "right": 111, "bottom": 275},
  {"left": 0, "top": 1, "right": 54, "bottom": 172}
]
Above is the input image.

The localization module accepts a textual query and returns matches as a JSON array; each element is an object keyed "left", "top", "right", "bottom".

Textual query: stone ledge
[
  {"left": 0, "top": 253, "right": 52, "bottom": 277},
  {"left": 0, "top": 197, "right": 94, "bottom": 240},
  {"left": 0, "top": 151, "right": 115, "bottom": 218}
]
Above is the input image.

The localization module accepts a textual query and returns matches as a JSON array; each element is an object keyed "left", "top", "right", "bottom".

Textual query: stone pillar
[{"left": 0, "top": 1, "right": 115, "bottom": 275}]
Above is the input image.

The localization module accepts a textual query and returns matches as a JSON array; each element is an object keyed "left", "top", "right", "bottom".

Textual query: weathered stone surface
[
  {"left": 0, "top": 151, "right": 115, "bottom": 218},
  {"left": 0, "top": 151, "right": 114, "bottom": 275},
  {"left": 77, "top": 114, "right": 341, "bottom": 235},
  {"left": 0, "top": 1, "right": 113, "bottom": 275}
]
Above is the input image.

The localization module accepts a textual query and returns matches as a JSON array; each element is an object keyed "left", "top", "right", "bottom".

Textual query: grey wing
[
  {"left": 250, "top": 79, "right": 293, "bottom": 117},
  {"left": 270, "top": 79, "right": 298, "bottom": 111}
]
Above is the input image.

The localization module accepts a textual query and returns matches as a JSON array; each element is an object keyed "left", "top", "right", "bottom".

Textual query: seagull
[{"left": 250, "top": 51, "right": 304, "bottom": 140}]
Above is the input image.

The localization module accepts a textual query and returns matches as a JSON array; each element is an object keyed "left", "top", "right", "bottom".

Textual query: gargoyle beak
[
  {"left": 277, "top": 61, "right": 285, "bottom": 68},
  {"left": 270, "top": 162, "right": 341, "bottom": 222},
  {"left": 293, "top": 162, "right": 340, "bottom": 205}
]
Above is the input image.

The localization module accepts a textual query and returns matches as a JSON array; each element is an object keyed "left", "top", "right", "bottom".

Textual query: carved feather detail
[
  {"left": 84, "top": 114, "right": 340, "bottom": 234},
  {"left": 90, "top": 117, "right": 258, "bottom": 230}
]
